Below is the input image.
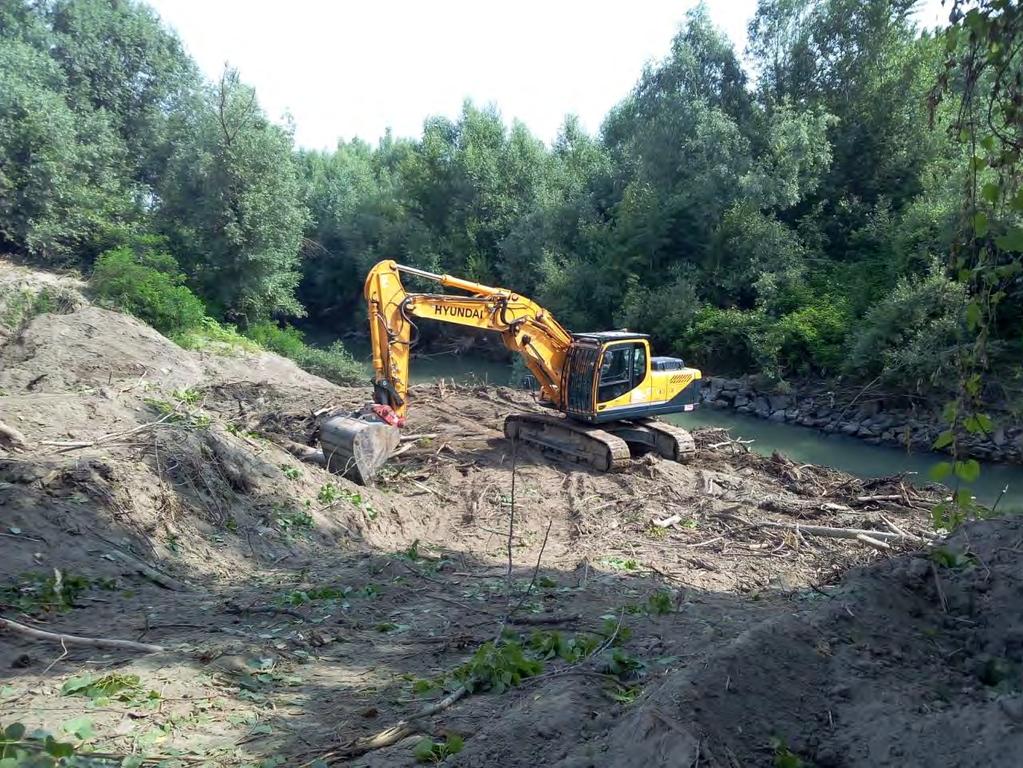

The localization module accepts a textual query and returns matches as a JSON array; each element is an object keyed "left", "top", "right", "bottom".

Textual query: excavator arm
[{"left": 364, "top": 260, "right": 574, "bottom": 418}]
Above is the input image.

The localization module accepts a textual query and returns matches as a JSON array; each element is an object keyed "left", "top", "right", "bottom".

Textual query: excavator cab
[{"left": 563, "top": 332, "right": 701, "bottom": 424}]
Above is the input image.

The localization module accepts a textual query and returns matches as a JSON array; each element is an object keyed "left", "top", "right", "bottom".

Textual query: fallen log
[
  {"left": 855, "top": 533, "right": 893, "bottom": 551},
  {"left": 276, "top": 436, "right": 327, "bottom": 466},
  {"left": 757, "top": 521, "right": 921, "bottom": 543},
  {"left": 1, "top": 617, "right": 165, "bottom": 653}
]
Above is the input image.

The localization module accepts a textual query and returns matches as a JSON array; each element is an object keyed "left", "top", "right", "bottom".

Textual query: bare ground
[{"left": 1, "top": 261, "right": 1021, "bottom": 766}]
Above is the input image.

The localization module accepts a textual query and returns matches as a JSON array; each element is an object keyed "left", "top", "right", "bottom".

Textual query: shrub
[
  {"left": 685, "top": 306, "right": 775, "bottom": 376},
  {"left": 616, "top": 275, "right": 699, "bottom": 357},
  {"left": 90, "top": 247, "right": 205, "bottom": 336},
  {"left": 769, "top": 300, "right": 851, "bottom": 376},
  {"left": 170, "top": 316, "right": 259, "bottom": 353},
  {"left": 245, "top": 322, "right": 364, "bottom": 385},
  {"left": 845, "top": 264, "right": 965, "bottom": 394}
]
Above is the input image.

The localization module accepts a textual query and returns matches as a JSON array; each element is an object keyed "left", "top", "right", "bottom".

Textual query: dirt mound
[
  {"left": 542, "top": 517, "right": 1023, "bottom": 768},
  {"left": 1, "top": 263, "right": 1019, "bottom": 767},
  {"left": 1, "top": 305, "right": 204, "bottom": 393}
]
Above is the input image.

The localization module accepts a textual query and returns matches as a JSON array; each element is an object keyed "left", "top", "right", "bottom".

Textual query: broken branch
[{"left": 0, "top": 617, "right": 165, "bottom": 653}]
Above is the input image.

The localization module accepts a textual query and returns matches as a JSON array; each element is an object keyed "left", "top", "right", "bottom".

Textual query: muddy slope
[{"left": 1, "top": 261, "right": 1019, "bottom": 767}]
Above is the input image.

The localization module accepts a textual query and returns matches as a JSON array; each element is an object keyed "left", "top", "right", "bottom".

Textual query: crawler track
[{"left": 504, "top": 413, "right": 631, "bottom": 471}]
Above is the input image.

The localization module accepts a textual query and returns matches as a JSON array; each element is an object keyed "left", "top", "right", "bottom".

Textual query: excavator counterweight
[{"left": 323, "top": 260, "right": 702, "bottom": 482}]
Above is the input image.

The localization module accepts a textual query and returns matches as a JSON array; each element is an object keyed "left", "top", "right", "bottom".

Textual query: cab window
[{"left": 598, "top": 342, "right": 646, "bottom": 402}]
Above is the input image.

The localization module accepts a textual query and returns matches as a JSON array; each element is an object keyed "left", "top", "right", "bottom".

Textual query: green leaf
[
  {"left": 411, "top": 679, "right": 435, "bottom": 695},
  {"left": 955, "top": 488, "right": 974, "bottom": 507},
  {"left": 963, "top": 414, "right": 993, "bottom": 435},
  {"left": 954, "top": 459, "right": 981, "bottom": 484},
  {"left": 966, "top": 301, "right": 982, "bottom": 331},
  {"left": 121, "top": 757, "right": 146, "bottom": 768},
  {"left": 973, "top": 212, "right": 989, "bottom": 237},
  {"left": 995, "top": 225, "right": 1023, "bottom": 251},
  {"left": 941, "top": 401, "right": 958, "bottom": 425},
  {"left": 929, "top": 462, "right": 953, "bottom": 482},
  {"left": 981, "top": 182, "right": 1000, "bottom": 203},
  {"left": 413, "top": 738, "right": 436, "bottom": 762},
  {"left": 43, "top": 736, "right": 74, "bottom": 758},
  {"left": 62, "top": 716, "right": 94, "bottom": 741},
  {"left": 1011, "top": 188, "right": 1023, "bottom": 211},
  {"left": 61, "top": 674, "right": 95, "bottom": 696},
  {"left": 996, "top": 262, "right": 1023, "bottom": 279},
  {"left": 446, "top": 734, "right": 465, "bottom": 754},
  {"left": 3, "top": 724, "right": 25, "bottom": 741},
  {"left": 932, "top": 431, "right": 954, "bottom": 450}
]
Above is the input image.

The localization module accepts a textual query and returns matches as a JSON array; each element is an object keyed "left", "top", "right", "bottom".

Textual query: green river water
[{"left": 345, "top": 348, "right": 1023, "bottom": 510}]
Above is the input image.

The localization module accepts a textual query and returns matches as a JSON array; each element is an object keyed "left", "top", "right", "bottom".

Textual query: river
[{"left": 345, "top": 349, "right": 1023, "bottom": 510}]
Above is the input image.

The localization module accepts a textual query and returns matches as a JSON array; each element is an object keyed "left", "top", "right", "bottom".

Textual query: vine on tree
[{"left": 929, "top": 0, "right": 1023, "bottom": 527}]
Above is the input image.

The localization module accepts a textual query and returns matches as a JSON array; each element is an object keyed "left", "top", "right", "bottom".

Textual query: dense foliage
[{"left": 1, "top": 0, "right": 1019, "bottom": 405}]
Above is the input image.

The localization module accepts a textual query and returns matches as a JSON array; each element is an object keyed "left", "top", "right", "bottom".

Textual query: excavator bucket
[{"left": 319, "top": 415, "right": 400, "bottom": 485}]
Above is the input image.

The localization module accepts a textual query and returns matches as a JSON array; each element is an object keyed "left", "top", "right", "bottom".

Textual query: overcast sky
[{"left": 146, "top": 0, "right": 950, "bottom": 150}]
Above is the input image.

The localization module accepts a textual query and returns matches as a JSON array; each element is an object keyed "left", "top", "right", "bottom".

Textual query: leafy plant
[
  {"left": 598, "top": 616, "right": 632, "bottom": 645},
  {"left": 527, "top": 630, "right": 599, "bottom": 663},
  {"left": 454, "top": 641, "right": 543, "bottom": 694},
  {"left": 171, "top": 316, "right": 260, "bottom": 354},
  {"left": 321, "top": 485, "right": 380, "bottom": 520},
  {"left": 647, "top": 589, "right": 674, "bottom": 615},
  {"left": 317, "top": 483, "right": 339, "bottom": 504},
  {"left": 770, "top": 738, "right": 806, "bottom": 768},
  {"left": 1, "top": 571, "right": 91, "bottom": 614},
  {"left": 172, "top": 388, "right": 201, "bottom": 405},
  {"left": 61, "top": 673, "right": 158, "bottom": 707},
  {"left": 0, "top": 721, "right": 84, "bottom": 766},
  {"left": 606, "top": 685, "right": 641, "bottom": 704},
  {"left": 270, "top": 504, "right": 314, "bottom": 533},
  {"left": 277, "top": 586, "right": 349, "bottom": 606},
  {"left": 600, "top": 647, "right": 646, "bottom": 680},
  {"left": 413, "top": 734, "right": 464, "bottom": 764},
  {"left": 929, "top": 547, "right": 977, "bottom": 570},
  {"left": 280, "top": 464, "right": 301, "bottom": 481},
  {"left": 411, "top": 678, "right": 443, "bottom": 696}
]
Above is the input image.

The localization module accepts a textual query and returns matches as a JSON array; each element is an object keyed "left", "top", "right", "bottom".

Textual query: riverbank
[{"left": 700, "top": 376, "right": 1023, "bottom": 465}]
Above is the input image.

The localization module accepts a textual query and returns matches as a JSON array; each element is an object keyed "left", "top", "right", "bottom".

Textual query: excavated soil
[{"left": 2, "top": 261, "right": 1021, "bottom": 766}]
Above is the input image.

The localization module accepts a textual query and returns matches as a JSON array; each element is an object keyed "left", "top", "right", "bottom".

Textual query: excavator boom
[{"left": 364, "top": 260, "right": 573, "bottom": 417}]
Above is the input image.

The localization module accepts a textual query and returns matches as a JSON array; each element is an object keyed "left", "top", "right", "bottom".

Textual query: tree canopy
[{"left": 0, "top": 0, "right": 1018, "bottom": 406}]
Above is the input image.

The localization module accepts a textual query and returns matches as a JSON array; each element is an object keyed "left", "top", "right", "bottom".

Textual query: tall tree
[
  {"left": 159, "top": 69, "right": 307, "bottom": 323},
  {"left": 48, "top": 0, "right": 200, "bottom": 187},
  {"left": 0, "top": 38, "right": 133, "bottom": 263}
]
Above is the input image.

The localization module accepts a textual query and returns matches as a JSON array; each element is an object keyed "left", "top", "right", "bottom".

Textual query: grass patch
[
  {"left": 171, "top": 316, "right": 259, "bottom": 354},
  {"left": 0, "top": 571, "right": 113, "bottom": 614},
  {"left": 0, "top": 283, "right": 78, "bottom": 335},
  {"left": 244, "top": 322, "right": 363, "bottom": 385}
]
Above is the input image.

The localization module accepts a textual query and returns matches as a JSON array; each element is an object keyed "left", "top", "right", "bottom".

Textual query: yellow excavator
[{"left": 320, "top": 260, "right": 702, "bottom": 480}]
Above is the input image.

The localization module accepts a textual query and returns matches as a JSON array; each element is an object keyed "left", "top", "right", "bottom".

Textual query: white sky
[{"left": 147, "top": 0, "right": 949, "bottom": 150}]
